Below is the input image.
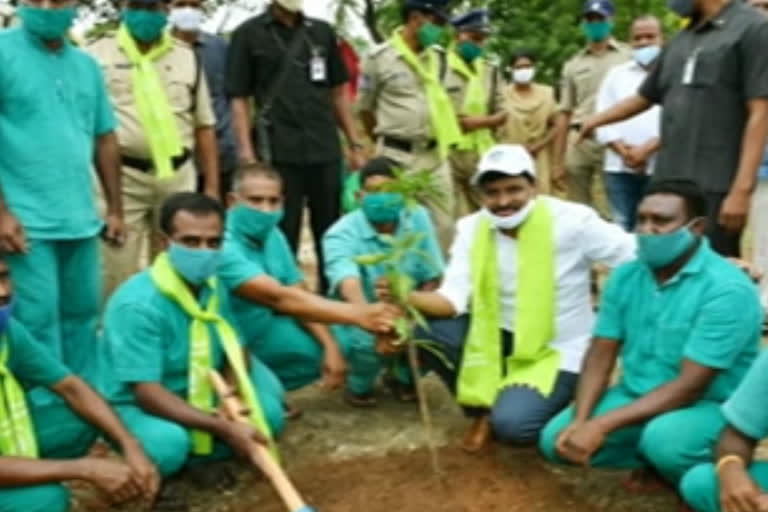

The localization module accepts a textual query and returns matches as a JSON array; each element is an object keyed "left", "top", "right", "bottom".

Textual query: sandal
[
  {"left": 343, "top": 388, "right": 378, "bottom": 408},
  {"left": 384, "top": 374, "right": 417, "bottom": 403}
]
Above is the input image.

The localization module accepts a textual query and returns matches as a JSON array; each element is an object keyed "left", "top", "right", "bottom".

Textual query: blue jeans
[
  {"left": 604, "top": 172, "right": 650, "bottom": 231},
  {"left": 415, "top": 315, "right": 578, "bottom": 444}
]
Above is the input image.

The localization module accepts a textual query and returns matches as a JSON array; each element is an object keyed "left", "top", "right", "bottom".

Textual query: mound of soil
[{"left": 252, "top": 447, "right": 594, "bottom": 512}]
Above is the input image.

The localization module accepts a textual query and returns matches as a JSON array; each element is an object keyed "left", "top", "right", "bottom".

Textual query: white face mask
[
  {"left": 275, "top": 0, "right": 303, "bottom": 12},
  {"left": 169, "top": 7, "right": 203, "bottom": 32},
  {"left": 484, "top": 199, "right": 536, "bottom": 230},
  {"left": 512, "top": 67, "right": 536, "bottom": 84}
]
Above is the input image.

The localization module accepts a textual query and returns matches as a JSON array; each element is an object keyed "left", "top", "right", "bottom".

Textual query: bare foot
[{"left": 460, "top": 416, "right": 492, "bottom": 453}]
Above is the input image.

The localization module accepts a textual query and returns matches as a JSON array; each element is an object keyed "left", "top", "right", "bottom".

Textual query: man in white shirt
[
  {"left": 596, "top": 15, "right": 663, "bottom": 231},
  {"left": 378, "top": 144, "right": 636, "bottom": 452}
]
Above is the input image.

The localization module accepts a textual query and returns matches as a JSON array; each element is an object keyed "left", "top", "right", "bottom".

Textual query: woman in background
[{"left": 497, "top": 51, "right": 559, "bottom": 194}]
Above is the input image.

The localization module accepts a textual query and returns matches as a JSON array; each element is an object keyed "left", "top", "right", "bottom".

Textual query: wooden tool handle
[{"left": 209, "top": 370, "right": 309, "bottom": 512}]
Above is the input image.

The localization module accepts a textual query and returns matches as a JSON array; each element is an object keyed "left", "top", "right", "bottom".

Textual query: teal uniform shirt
[
  {"left": 218, "top": 222, "right": 303, "bottom": 345},
  {"left": 595, "top": 238, "right": 762, "bottom": 401},
  {"left": 722, "top": 349, "right": 768, "bottom": 441},
  {"left": 102, "top": 271, "right": 240, "bottom": 403},
  {"left": 322, "top": 205, "right": 445, "bottom": 300},
  {"left": 0, "top": 28, "right": 115, "bottom": 239},
  {"left": 3, "top": 318, "right": 71, "bottom": 391}
]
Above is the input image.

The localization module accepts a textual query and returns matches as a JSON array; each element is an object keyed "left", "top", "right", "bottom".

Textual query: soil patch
[{"left": 244, "top": 447, "right": 595, "bottom": 512}]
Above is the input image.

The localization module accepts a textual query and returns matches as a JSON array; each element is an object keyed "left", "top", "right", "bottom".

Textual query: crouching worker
[
  {"left": 101, "top": 193, "right": 285, "bottom": 504},
  {"left": 377, "top": 144, "right": 636, "bottom": 451},
  {"left": 322, "top": 157, "right": 445, "bottom": 407},
  {"left": 540, "top": 180, "right": 762, "bottom": 492},
  {"left": 218, "top": 164, "right": 400, "bottom": 394},
  {"left": 0, "top": 255, "right": 159, "bottom": 512},
  {"left": 680, "top": 349, "right": 768, "bottom": 512}
]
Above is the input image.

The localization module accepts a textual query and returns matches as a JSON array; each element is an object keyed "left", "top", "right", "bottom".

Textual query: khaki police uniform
[
  {"left": 444, "top": 56, "right": 505, "bottom": 217},
  {"left": 559, "top": 40, "right": 630, "bottom": 217},
  {"left": 357, "top": 41, "right": 455, "bottom": 252},
  {"left": 87, "top": 34, "right": 216, "bottom": 298}
]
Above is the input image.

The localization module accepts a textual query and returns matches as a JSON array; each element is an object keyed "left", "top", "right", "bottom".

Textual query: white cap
[
  {"left": 471, "top": 144, "right": 537, "bottom": 186},
  {"left": 274, "top": 0, "right": 303, "bottom": 12}
]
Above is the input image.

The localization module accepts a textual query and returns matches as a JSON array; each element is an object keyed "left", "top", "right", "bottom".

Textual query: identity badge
[{"left": 310, "top": 48, "right": 327, "bottom": 83}]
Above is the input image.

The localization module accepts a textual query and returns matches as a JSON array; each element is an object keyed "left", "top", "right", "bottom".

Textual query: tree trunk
[{"left": 363, "top": 0, "right": 384, "bottom": 43}]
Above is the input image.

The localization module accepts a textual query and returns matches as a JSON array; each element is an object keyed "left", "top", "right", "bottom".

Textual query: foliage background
[{"left": 333, "top": 0, "right": 682, "bottom": 85}]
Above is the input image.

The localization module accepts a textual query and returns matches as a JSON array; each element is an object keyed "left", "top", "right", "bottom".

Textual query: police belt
[
  {"left": 381, "top": 136, "right": 438, "bottom": 153},
  {"left": 121, "top": 149, "right": 192, "bottom": 173}
]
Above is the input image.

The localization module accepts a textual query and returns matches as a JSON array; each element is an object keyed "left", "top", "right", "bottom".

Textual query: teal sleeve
[
  {"left": 322, "top": 221, "right": 363, "bottom": 296},
  {"left": 8, "top": 320, "right": 71, "bottom": 388},
  {"left": 683, "top": 283, "right": 759, "bottom": 370},
  {"left": 271, "top": 231, "right": 303, "bottom": 285},
  {"left": 722, "top": 350, "right": 768, "bottom": 440},
  {"left": 104, "top": 303, "right": 165, "bottom": 384},
  {"left": 90, "top": 60, "right": 116, "bottom": 136},
  {"left": 217, "top": 243, "right": 266, "bottom": 291},
  {"left": 593, "top": 266, "right": 628, "bottom": 342},
  {"left": 413, "top": 207, "right": 445, "bottom": 283}
]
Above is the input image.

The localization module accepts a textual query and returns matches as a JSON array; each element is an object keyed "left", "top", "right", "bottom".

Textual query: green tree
[{"left": 487, "top": 0, "right": 681, "bottom": 86}]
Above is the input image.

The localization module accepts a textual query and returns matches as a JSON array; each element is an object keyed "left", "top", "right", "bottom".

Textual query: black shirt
[
  {"left": 639, "top": 1, "right": 768, "bottom": 193},
  {"left": 226, "top": 10, "right": 349, "bottom": 166}
]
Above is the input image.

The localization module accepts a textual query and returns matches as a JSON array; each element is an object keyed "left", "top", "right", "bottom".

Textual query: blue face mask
[
  {"left": 362, "top": 192, "right": 405, "bottom": 225},
  {"left": 122, "top": 9, "right": 168, "bottom": 43},
  {"left": 167, "top": 243, "right": 220, "bottom": 286},
  {"left": 0, "top": 300, "right": 14, "bottom": 334},
  {"left": 583, "top": 20, "right": 613, "bottom": 42},
  {"left": 457, "top": 40, "right": 484, "bottom": 62},
  {"left": 18, "top": 5, "right": 77, "bottom": 40},
  {"left": 228, "top": 204, "right": 284, "bottom": 242},
  {"left": 633, "top": 45, "right": 661, "bottom": 67},
  {"left": 636, "top": 225, "right": 696, "bottom": 269}
]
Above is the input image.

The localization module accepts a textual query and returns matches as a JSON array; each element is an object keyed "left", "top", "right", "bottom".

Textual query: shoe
[
  {"left": 152, "top": 484, "right": 188, "bottom": 511},
  {"left": 343, "top": 388, "right": 378, "bottom": 408},
  {"left": 460, "top": 416, "right": 491, "bottom": 453}
]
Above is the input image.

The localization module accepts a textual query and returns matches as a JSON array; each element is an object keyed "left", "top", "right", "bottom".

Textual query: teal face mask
[
  {"left": 636, "top": 225, "right": 696, "bottom": 269},
  {"left": 167, "top": 243, "right": 220, "bottom": 286},
  {"left": 18, "top": 5, "right": 77, "bottom": 40},
  {"left": 122, "top": 9, "right": 168, "bottom": 43},
  {"left": 457, "top": 40, "right": 484, "bottom": 62},
  {"left": 417, "top": 22, "right": 445, "bottom": 50},
  {"left": 362, "top": 192, "right": 405, "bottom": 225},
  {"left": 228, "top": 204, "right": 284, "bottom": 242},
  {"left": 583, "top": 20, "right": 613, "bottom": 42}
]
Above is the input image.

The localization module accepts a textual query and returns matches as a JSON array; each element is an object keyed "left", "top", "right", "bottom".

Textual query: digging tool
[{"left": 208, "top": 370, "right": 316, "bottom": 512}]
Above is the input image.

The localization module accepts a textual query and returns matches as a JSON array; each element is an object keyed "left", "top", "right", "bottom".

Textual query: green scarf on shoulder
[
  {"left": 150, "top": 253, "right": 277, "bottom": 458},
  {"left": 458, "top": 199, "right": 560, "bottom": 407},
  {"left": 117, "top": 25, "right": 184, "bottom": 179},
  {"left": 390, "top": 28, "right": 463, "bottom": 159},
  {"left": 447, "top": 50, "right": 496, "bottom": 155},
  {"left": 0, "top": 335, "right": 38, "bottom": 458}
]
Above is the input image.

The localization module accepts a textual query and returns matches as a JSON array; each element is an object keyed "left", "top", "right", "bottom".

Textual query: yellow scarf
[
  {"left": 0, "top": 334, "right": 38, "bottom": 458},
  {"left": 150, "top": 254, "right": 278, "bottom": 458},
  {"left": 390, "top": 28, "right": 463, "bottom": 159},
  {"left": 458, "top": 200, "right": 560, "bottom": 407},
  {"left": 117, "top": 25, "right": 183, "bottom": 179},
  {"left": 448, "top": 50, "right": 496, "bottom": 154}
]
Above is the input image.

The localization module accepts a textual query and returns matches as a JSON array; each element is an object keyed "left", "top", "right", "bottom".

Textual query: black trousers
[
  {"left": 705, "top": 192, "right": 742, "bottom": 257},
  {"left": 275, "top": 160, "right": 341, "bottom": 293}
]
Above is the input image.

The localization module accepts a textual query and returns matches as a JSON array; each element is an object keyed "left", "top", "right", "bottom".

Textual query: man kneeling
[
  {"left": 101, "top": 193, "right": 285, "bottom": 497},
  {"left": 680, "top": 349, "right": 768, "bottom": 512},
  {"left": 379, "top": 144, "right": 636, "bottom": 451},
  {"left": 0, "top": 256, "right": 158, "bottom": 511},
  {"left": 540, "top": 180, "right": 762, "bottom": 490},
  {"left": 323, "top": 157, "right": 445, "bottom": 406}
]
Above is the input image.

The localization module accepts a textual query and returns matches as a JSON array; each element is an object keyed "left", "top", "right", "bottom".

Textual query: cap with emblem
[
  {"left": 582, "top": 0, "right": 614, "bottom": 17},
  {"left": 472, "top": 144, "right": 536, "bottom": 185},
  {"left": 404, "top": 0, "right": 453, "bottom": 22},
  {"left": 451, "top": 8, "right": 491, "bottom": 34}
]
